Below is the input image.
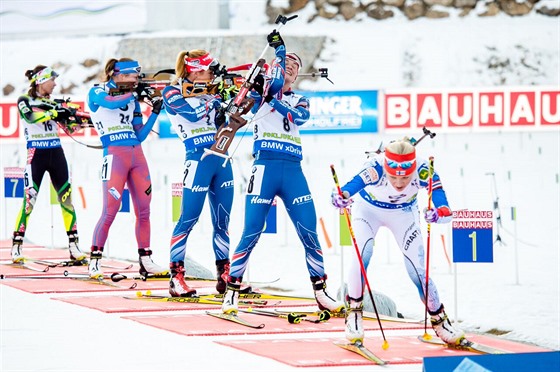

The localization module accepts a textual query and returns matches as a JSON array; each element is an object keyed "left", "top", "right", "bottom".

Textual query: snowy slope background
[{"left": 1, "top": 0, "right": 559, "bottom": 363}]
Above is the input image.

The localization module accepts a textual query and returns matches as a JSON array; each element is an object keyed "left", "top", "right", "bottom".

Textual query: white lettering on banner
[
  {"left": 542, "top": 91, "right": 560, "bottom": 124},
  {"left": 449, "top": 93, "right": 472, "bottom": 126},
  {"left": 480, "top": 93, "right": 504, "bottom": 126},
  {"left": 310, "top": 96, "right": 363, "bottom": 116},
  {"left": 511, "top": 93, "right": 535, "bottom": 125},
  {"left": 0, "top": 103, "right": 20, "bottom": 138},
  {"left": 307, "top": 116, "right": 362, "bottom": 128},
  {"left": 386, "top": 95, "right": 410, "bottom": 127},
  {"left": 384, "top": 87, "right": 560, "bottom": 130},
  {"left": 418, "top": 94, "right": 442, "bottom": 126}
]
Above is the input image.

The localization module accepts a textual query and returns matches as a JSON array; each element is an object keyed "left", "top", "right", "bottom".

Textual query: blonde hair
[
  {"left": 174, "top": 49, "right": 208, "bottom": 82},
  {"left": 102, "top": 57, "right": 134, "bottom": 82},
  {"left": 385, "top": 138, "right": 415, "bottom": 155}
]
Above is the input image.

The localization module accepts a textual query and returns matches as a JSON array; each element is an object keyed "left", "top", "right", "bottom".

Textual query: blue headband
[{"left": 114, "top": 61, "right": 141, "bottom": 75}]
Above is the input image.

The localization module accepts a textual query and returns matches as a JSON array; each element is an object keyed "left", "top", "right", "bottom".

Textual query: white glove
[
  {"left": 331, "top": 190, "right": 353, "bottom": 209},
  {"left": 423, "top": 206, "right": 452, "bottom": 224}
]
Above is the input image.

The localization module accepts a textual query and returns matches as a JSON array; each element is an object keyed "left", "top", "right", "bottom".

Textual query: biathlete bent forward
[
  {"left": 87, "top": 58, "right": 167, "bottom": 279},
  {"left": 221, "top": 30, "right": 343, "bottom": 314},
  {"left": 162, "top": 49, "right": 234, "bottom": 297},
  {"left": 331, "top": 139, "right": 464, "bottom": 345},
  {"left": 12, "top": 65, "right": 85, "bottom": 263}
]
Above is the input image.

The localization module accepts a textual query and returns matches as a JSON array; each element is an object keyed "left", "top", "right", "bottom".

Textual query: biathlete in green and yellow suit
[{"left": 12, "top": 65, "right": 86, "bottom": 263}]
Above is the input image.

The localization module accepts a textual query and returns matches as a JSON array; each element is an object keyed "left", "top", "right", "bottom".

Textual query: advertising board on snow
[
  {"left": 382, "top": 87, "right": 559, "bottom": 131},
  {"left": 158, "top": 90, "right": 379, "bottom": 138}
]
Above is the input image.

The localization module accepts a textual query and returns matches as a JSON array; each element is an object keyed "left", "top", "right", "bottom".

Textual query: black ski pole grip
[
  {"left": 318, "top": 310, "right": 331, "bottom": 322},
  {"left": 287, "top": 313, "right": 302, "bottom": 324},
  {"left": 275, "top": 14, "right": 298, "bottom": 25}
]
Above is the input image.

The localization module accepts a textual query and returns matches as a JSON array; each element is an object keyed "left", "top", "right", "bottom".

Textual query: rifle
[
  {"left": 36, "top": 98, "right": 93, "bottom": 130},
  {"left": 41, "top": 98, "right": 103, "bottom": 149},
  {"left": 108, "top": 79, "right": 172, "bottom": 101},
  {"left": 201, "top": 14, "right": 299, "bottom": 165}
]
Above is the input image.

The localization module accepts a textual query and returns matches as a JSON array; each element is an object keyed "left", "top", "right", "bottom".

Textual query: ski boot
[
  {"left": 215, "top": 259, "right": 230, "bottom": 294},
  {"left": 345, "top": 296, "right": 364, "bottom": 343},
  {"left": 68, "top": 233, "right": 87, "bottom": 262},
  {"left": 88, "top": 251, "right": 103, "bottom": 279},
  {"left": 139, "top": 250, "right": 169, "bottom": 276},
  {"left": 313, "top": 278, "right": 345, "bottom": 313},
  {"left": 169, "top": 261, "right": 197, "bottom": 297},
  {"left": 11, "top": 235, "right": 24, "bottom": 263},
  {"left": 430, "top": 304, "right": 465, "bottom": 345},
  {"left": 222, "top": 279, "right": 241, "bottom": 314}
]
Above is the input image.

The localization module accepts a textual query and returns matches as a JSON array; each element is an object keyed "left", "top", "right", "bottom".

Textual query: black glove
[
  {"left": 264, "top": 94, "right": 274, "bottom": 103},
  {"left": 252, "top": 74, "right": 265, "bottom": 96},
  {"left": 135, "top": 82, "right": 153, "bottom": 100},
  {"left": 151, "top": 97, "right": 163, "bottom": 115},
  {"left": 267, "top": 30, "right": 284, "bottom": 49},
  {"left": 54, "top": 106, "right": 73, "bottom": 123}
]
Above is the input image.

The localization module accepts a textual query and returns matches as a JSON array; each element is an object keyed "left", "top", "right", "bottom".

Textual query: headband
[
  {"left": 113, "top": 61, "right": 141, "bottom": 75},
  {"left": 384, "top": 148, "right": 417, "bottom": 176},
  {"left": 286, "top": 53, "right": 302, "bottom": 69}
]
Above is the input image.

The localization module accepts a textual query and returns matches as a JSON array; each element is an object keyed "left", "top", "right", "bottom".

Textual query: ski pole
[
  {"left": 330, "top": 164, "right": 389, "bottom": 350},
  {"left": 422, "top": 156, "right": 435, "bottom": 340}
]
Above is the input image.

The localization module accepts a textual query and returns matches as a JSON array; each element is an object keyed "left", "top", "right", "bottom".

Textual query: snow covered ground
[{"left": 1, "top": 1, "right": 559, "bottom": 371}]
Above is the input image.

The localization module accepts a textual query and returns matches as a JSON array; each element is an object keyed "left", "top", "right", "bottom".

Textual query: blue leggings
[
  {"left": 170, "top": 151, "right": 234, "bottom": 264},
  {"left": 229, "top": 156, "right": 326, "bottom": 281}
]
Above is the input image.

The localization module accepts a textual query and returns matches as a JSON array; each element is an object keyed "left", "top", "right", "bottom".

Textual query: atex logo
[
  {"left": 220, "top": 180, "right": 234, "bottom": 188},
  {"left": 292, "top": 194, "right": 312, "bottom": 205}
]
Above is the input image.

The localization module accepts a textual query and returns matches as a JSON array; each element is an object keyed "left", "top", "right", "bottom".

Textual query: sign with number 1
[{"left": 452, "top": 210, "right": 493, "bottom": 263}]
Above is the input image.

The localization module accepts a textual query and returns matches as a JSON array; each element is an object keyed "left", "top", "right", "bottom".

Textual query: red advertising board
[{"left": 383, "top": 87, "right": 559, "bottom": 131}]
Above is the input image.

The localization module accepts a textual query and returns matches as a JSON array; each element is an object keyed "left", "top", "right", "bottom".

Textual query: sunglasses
[
  {"left": 385, "top": 160, "right": 415, "bottom": 169},
  {"left": 114, "top": 61, "right": 142, "bottom": 75},
  {"left": 31, "top": 67, "right": 59, "bottom": 85}
]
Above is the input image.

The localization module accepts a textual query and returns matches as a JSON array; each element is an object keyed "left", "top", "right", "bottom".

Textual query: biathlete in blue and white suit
[
  {"left": 87, "top": 58, "right": 167, "bottom": 279},
  {"left": 331, "top": 139, "right": 464, "bottom": 345},
  {"left": 222, "top": 31, "right": 343, "bottom": 314},
  {"left": 162, "top": 50, "right": 234, "bottom": 297}
]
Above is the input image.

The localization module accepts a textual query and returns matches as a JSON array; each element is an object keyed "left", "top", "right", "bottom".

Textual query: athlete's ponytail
[{"left": 25, "top": 65, "right": 47, "bottom": 98}]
